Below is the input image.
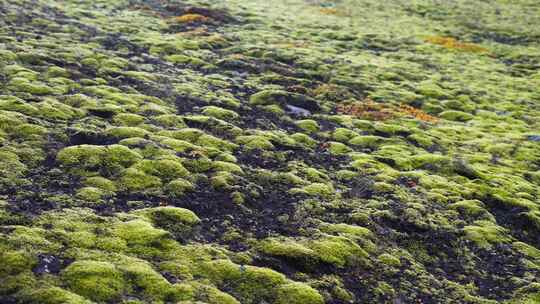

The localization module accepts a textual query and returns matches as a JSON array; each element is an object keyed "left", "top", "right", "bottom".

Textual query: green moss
[
  {"left": 201, "top": 259, "right": 287, "bottom": 303},
  {"left": 134, "top": 159, "right": 189, "bottom": 182},
  {"left": 309, "top": 236, "right": 368, "bottom": 267},
  {"left": 333, "top": 128, "right": 360, "bottom": 142},
  {"left": 291, "top": 183, "right": 335, "bottom": 198},
  {"left": 212, "top": 161, "right": 243, "bottom": 174},
  {"left": 7, "top": 77, "right": 54, "bottom": 95},
  {"left": 378, "top": 253, "right": 401, "bottom": 267},
  {"left": 249, "top": 90, "right": 320, "bottom": 111},
  {"left": 463, "top": 220, "right": 511, "bottom": 248},
  {"left": 236, "top": 135, "right": 275, "bottom": 150},
  {"left": 295, "top": 119, "right": 320, "bottom": 133},
  {"left": 57, "top": 144, "right": 142, "bottom": 175},
  {"left": 135, "top": 206, "right": 200, "bottom": 227},
  {"left": 76, "top": 187, "right": 106, "bottom": 202},
  {"left": 274, "top": 282, "right": 324, "bottom": 304},
  {"left": 29, "top": 287, "right": 91, "bottom": 304},
  {"left": 106, "top": 126, "right": 150, "bottom": 139},
  {"left": 349, "top": 135, "right": 386, "bottom": 148},
  {"left": 118, "top": 168, "right": 162, "bottom": 191},
  {"left": 63, "top": 260, "right": 126, "bottom": 302},
  {"left": 327, "top": 142, "right": 352, "bottom": 155},
  {"left": 321, "top": 223, "right": 371, "bottom": 238},
  {"left": 166, "top": 178, "right": 194, "bottom": 197},
  {"left": 439, "top": 110, "right": 474, "bottom": 122},
  {"left": 450, "top": 200, "right": 488, "bottom": 217},
  {"left": 290, "top": 133, "right": 318, "bottom": 148},
  {"left": 113, "top": 113, "right": 145, "bottom": 126},
  {"left": 84, "top": 176, "right": 117, "bottom": 192},
  {"left": 115, "top": 219, "right": 171, "bottom": 249},
  {"left": 202, "top": 106, "right": 239, "bottom": 121}
]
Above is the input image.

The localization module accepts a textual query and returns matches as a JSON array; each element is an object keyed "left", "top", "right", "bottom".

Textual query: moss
[
  {"left": 202, "top": 106, "right": 239, "bottom": 121},
  {"left": 463, "top": 220, "right": 511, "bottom": 248},
  {"left": 333, "top": 128, "right": 360, "bottom": 142},
  {"left": 439, "top": 110, "right": 474, "bottom": 122},
  {"left": 29, "top": 287, "right": 91, "bottom": 304},
  {"left": 115, "top": 219, "right": 171, "bottom": 249},
  {"left": 63, "top": 260, "right": 126, "bottom": 302},
  {"left": 291, "top": 183, "right": 335, "bottom": 198},
  {"left": 450, "top": 200, "right": 488, "bottom": 218},
  {"left": 200, "top": 260, "right": 287, "bottom": 303},
  {"left": 0, "top": 250, "right": 35, "bottom": 275},
  {"left": 327, "top": 142, "right": 352, "bottom": 155},
  {"left": 274, "top": 283, "right": 324, "bottom": 304},
  {"left": 106, "top": 126, "right": 150, "bottom": 139},
  {"left": 84, "top": 176, "right": 117, "bottom": 192},
  {"left": 290, "top": 133, "right": 318, "bottom": 148},
  {"left": 236, "top": 135, "right": 275, "bottom": 150},
  {"left": 57, "top": 144, "right": 142, "bottom": 175},
  {"left": 7, "top": 77, "right": 54, "bottom": 95},
  {"left": 75, "top": 187, "right": 106, "bottom": 202},
  {"left": 133, "top": 159, "right": 189, "bottom": 182},
  {"left": 321, "top": 223, "right": 371, "bottom": 238},
  {"left": 348, "top": 135, "right": 386, "bottom": 148},
  {"left": 118, "top": 168, "right": 162, "bottom": 191},
  {"left": 113, "top": 113, "right": 145, "bottom": 126},
  {"left": 295, "top": 119, "right": 320, "bottom": 133},
  {"left": 308, "top": 236, "right": 368, "bottom": 267},
  {"left": 135, "top": 206, "right": 200, "bottom": 227},
  {"left": 212, "top": 161, "right": 243, "bottom": 174},
  {"left": 166, "top": 178, "right": 194, "bottom": 197},
  {"left": 378, "top": 253, "right": 401, "bottom": 267}
]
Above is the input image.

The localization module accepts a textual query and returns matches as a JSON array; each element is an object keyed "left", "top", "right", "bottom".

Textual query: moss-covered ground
[{"left": 1, "top": 0, "right": 540, "bottom": 303}]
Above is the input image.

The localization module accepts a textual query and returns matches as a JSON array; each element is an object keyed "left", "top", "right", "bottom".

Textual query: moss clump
[
  {"left": 63, "top": 260, "right": 126, "bottom": 302},
  {"left": 439, "top": 110, "right": 474, "bottom": 122},
  {"left": 133, "top": 159, "right": 189, "bottom": 182},
  {"left": 378, "top": 253, "right": 401, "bottom": 267},
  {"left": 84, "top": 176, "right": 117, "bottom": 192},
  {"left": 57, "top": 144, "right": 142, "bottom": 175},
  {"left": 202, "top": 106, "right": 239, "bottom": 121},
  {"left": 134, "top": 206, "right": 201, "bottom": 235},
  {"left": 236, "top": 135, "right": 275, "bottom": 150},
  {"left": 166, "top": 178, "right": 194, "bottom": 197},
  {"left": 274, "top": 282, "right": 324, "bottom": 304},
  {"left": 295, "top": 119, "right": 320, "bottom": 133},
  {"left": 29, "top": 287, "right": 91, "bottom": 304},
  {"left": 114, "top": 219, "right": 171, "bottom": 250},
  {"left": 327, "top": 142, "right": 352, "bottom": 155},
  {"left": 463, "top": 220, "right": 511, "bottom": 248},
  {"left": 75, "top": 187, "right": 106, "bottom": 202},
  {"left": 118, "top": 168, "right": 162, "bottom": 191},
  {"left": 291, "top": 183, "right": 335, "bottom": 198},
  {"left": 7, "top": 77, "right": 54, "bottom": 95},
  {"left": 349, "top": 135, "right": 386, "bottom": 148},
  {"left": 106, "top": 126, "right": 150, "bottom": 139},
  {"left": 309, "top": 236, "right": 368, "bottom": 267}
]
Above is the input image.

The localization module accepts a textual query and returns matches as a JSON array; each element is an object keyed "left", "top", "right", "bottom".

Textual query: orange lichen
[
  {"left": 171, "top": 13, "right": 210, "bottom": 24},
  {"left": 336, "top": 98, "right": 395, "bottom": 121},
  {"left": 336, "top": 99, "right": 438, "bottom": 123},
  {"left": 398, "top": 104, "right": 439, "bottom": 123},
  {"left": 424, "top": 36, "right": 488, "bottom": 53}
]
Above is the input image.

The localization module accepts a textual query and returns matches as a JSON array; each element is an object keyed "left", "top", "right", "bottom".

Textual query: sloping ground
[{"left": 0, "top": 0, "right": 540, "bottom": 303}]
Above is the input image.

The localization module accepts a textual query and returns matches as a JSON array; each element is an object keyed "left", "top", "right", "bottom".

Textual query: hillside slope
[{"left": 1, "top": 0, "right": 540, "bottom": 303}]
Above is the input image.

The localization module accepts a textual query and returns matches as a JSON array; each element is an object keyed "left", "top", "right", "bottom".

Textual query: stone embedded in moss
[
  {"left": 295, "top": 119, "right": 320, "bottom": 133},
  {"left": 250, "top": 90, "right": 321, "bottom": 112},
  {"left": 63, "top": 260, "right": 126, "bottom": 302},
  {"left": 274, "top": 282, "right": 324, "bottom": 304}
]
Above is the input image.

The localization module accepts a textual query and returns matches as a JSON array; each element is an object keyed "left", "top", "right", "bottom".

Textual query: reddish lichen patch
[
  {"left": 171, "top": 13, "right": 211, "bottom": 24},
  {"left": 336, "top": 98, "right": 395, "bottom": 120},
  {"left": 424, "top": 36, "right": 488, "bottom": 53}
]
